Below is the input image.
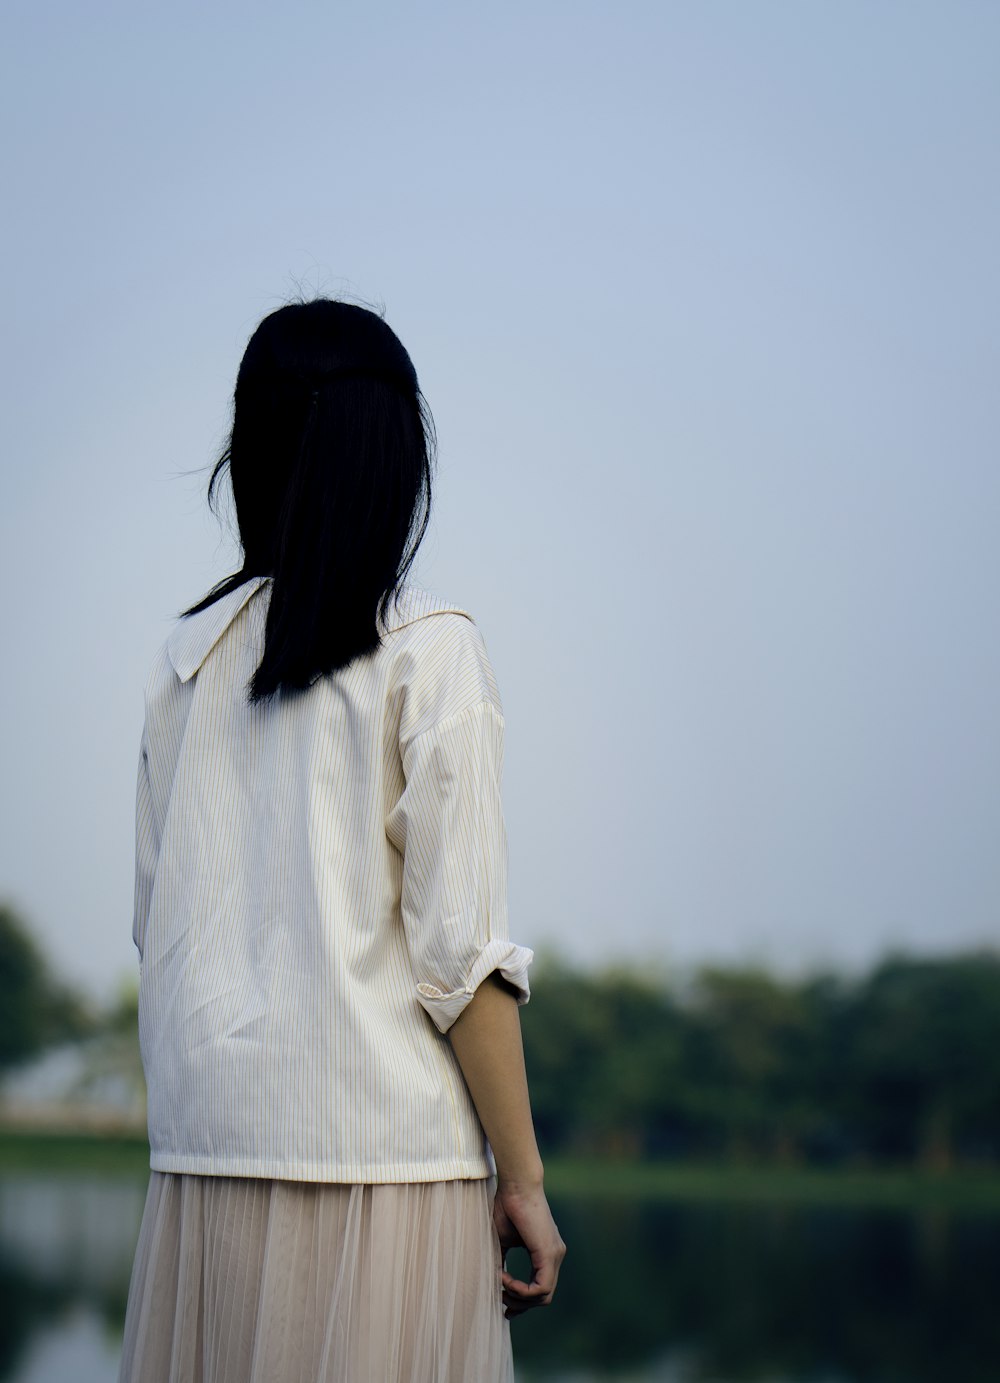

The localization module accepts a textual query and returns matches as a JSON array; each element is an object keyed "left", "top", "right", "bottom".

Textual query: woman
[{"left": 118, "top": 298, "right": 566, "bottom": 1382}]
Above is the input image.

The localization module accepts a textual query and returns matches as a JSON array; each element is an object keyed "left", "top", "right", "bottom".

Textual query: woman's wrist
[{"left": 495, "top": 1157, "right": 545, "bottom": 1191}]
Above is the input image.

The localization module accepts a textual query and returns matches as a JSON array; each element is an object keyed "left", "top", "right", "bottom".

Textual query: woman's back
[{"left": 136, "top": 573, "right": 533, "bottom": 1181}]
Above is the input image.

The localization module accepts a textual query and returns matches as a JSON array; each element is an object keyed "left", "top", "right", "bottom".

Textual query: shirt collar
[{"left": 165, "top": 575, "right": 472, "bottom": 683}]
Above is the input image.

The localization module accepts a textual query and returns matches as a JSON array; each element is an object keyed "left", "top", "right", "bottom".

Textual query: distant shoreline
[{"left": 1, "top": 1127, "right": 999, "bottom": 1211}]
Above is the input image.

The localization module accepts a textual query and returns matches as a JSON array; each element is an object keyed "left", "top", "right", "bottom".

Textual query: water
[{"left": 0, "top": 1172, "right": 996, "bottom": 1382}]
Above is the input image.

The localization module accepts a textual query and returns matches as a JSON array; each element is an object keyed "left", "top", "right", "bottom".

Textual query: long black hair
[{"left": 180, "top": 298, "right": 435, "bottom": 705}]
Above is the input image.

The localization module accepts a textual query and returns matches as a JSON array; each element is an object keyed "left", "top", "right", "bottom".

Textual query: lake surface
[{"left": 0, "top": 1172, "right": 997, "bottom": 1382}]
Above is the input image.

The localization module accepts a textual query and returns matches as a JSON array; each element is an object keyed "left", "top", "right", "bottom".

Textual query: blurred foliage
[
  {"left": 520, "top": 944, "right": 1000, "bottom": 1169},
  {"left": 0, "top": 901, "right": 97, "bottom": 1071},
  {"left": 4, "top": 898, "right": 1000, "bottom": 1171},
  {"left": 70, "top": 976, "right": 145, "bottom": 1113}
]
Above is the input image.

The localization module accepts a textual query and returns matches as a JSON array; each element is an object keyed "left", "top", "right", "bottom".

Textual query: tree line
[
  {"left": 2, "top": 901, "right": 999, "bottom": 1168},
  {"left": 520, "top": 945, "right": 1000, "bottom": 1169}
]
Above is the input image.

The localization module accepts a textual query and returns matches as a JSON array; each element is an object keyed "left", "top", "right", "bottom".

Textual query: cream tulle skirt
[{"left": 117, "top": 1170, "right": 514, "bottom": 1383}]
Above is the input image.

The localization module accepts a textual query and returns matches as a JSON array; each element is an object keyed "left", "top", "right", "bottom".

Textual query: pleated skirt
[{"left": 117, "top": 1170, "right": 514, "bottom": 1383}]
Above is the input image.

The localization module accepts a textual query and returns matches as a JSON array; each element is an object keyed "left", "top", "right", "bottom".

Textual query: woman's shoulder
[
  {"left": 377, "top": 582, "right": 475, "bottom": 637},
  {"left": 383, "top": 584, "right": 502, "bottom": 739},
  {"left": 380, "top": 583, "right": 494, "bottom": 667}
]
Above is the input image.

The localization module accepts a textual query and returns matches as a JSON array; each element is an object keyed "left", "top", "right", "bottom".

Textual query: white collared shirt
[{"left": 133, "top": 575, "right": 533, "bottom": 1182}]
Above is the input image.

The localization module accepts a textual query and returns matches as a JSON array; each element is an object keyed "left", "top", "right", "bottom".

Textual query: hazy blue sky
[{"left": 2, "top": 1, "right": 998, "bottom": 1005}]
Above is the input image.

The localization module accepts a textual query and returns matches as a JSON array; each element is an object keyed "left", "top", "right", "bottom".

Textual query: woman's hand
[{"left": 492, "top": 1177, "right": 567, "bottom": 1320}]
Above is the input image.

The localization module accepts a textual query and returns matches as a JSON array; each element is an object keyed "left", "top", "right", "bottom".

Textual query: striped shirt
[{"left": 132, "top": 574, "right": 533, "bottom": 1182}]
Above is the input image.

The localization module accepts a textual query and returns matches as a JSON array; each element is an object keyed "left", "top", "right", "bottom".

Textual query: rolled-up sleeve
[{"left": 388, "top": 699, "right": 533, "bottom": 1034}]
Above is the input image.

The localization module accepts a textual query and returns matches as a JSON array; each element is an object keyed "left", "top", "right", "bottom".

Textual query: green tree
[
  {"left": 846, "top": 949, "right": 1000, "bottom": 1169},
  {"left": 0, "top": 900, "right": 95, "bottom": 1073},
  {"left": 520, "top": 949, "right": 684, "bottom": 1158},
  {"left": 680, "top": 965, "right": 821, "bottom": 1162}
]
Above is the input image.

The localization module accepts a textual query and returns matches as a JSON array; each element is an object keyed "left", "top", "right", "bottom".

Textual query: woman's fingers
[
  {"left": 501, "top": 1264, "right": 556, "bottom": 1297},
  {"left": 502, "top": 1288, "right": 552, "bottom": 1313},
  {"left": 502, "top": 1290, "right": 554, "bottom": 1311},
  {"left": 502, "top": 1285, "right": 553, "bottom": 1319},
  {"left": 501, "top": 1270, "right": 549, "bottom": 1297},
  {"left": 500, "top": 1258, "right": 561, "bottom": 1318}
]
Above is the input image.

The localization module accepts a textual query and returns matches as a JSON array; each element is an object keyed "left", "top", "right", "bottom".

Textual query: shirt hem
[{"left": 148, "top": 1150, "right": 495, "bottom": 1183}]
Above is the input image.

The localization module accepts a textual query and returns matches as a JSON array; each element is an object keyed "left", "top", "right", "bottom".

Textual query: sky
[{"left": 1, "top": 0, "right": 998, "bottom": 1006}]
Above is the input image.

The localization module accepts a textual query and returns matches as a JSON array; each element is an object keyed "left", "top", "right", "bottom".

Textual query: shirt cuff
[{"left": 415, "top": 938, "right": 534, "bottom": 1034}]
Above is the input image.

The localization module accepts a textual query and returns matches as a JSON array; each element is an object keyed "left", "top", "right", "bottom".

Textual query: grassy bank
[
  {"left": 0, "top": 1127, "right": 151, "bottom": 1176},
  {"left": 2, "top": 1128, "right": 999, "bottom": 1211},
  {"left": 542, "top": 1156, "right": 1000, "bottom": 1211}
]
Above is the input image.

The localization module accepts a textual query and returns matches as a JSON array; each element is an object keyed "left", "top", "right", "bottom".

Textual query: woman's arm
[{"left": 447, "top": 971, "right": 567, "bottom": 1318}]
